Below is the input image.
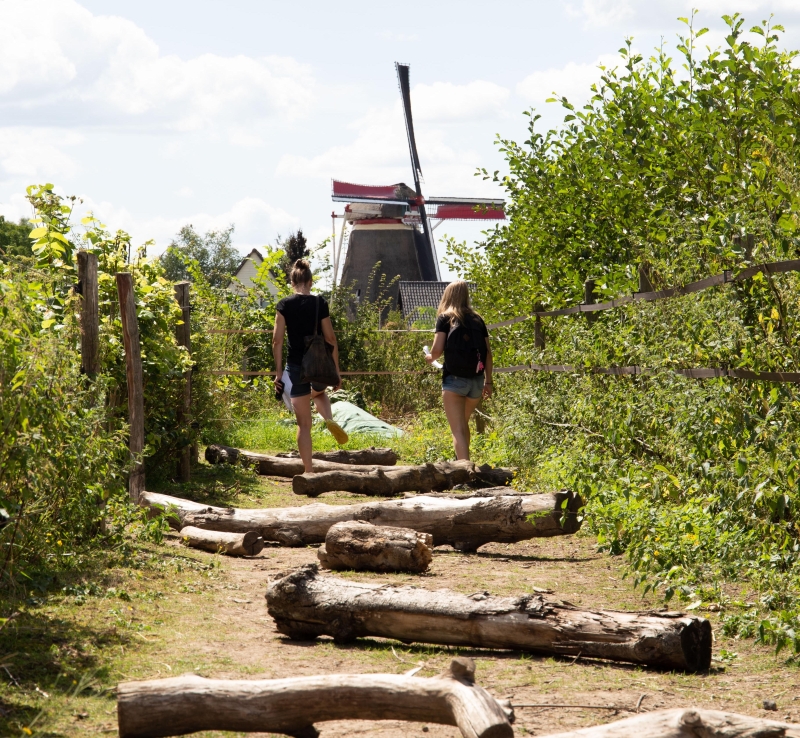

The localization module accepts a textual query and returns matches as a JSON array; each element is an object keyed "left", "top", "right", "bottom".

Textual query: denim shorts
[
  {"left": 442, "top": 374, "right": 485, "bottom": 399},
  {"left": 285, "top": 363, "right": 327, "bottom": 399}
]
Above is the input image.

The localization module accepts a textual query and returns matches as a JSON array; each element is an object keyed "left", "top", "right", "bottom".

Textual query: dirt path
[{"left": 11, "top": 473, "right": 800, "bottom": 737}]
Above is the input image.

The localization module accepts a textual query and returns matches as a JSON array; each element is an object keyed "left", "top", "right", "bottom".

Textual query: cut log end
[
  {"left": 318, "top": 521, "right": 433, "bottom": 573},
  {"left": 179, "top": 526, "right": 264, "bottom": 557}
]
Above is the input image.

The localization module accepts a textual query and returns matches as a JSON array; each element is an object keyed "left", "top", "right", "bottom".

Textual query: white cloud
[
  {"left": 0, "top": 128, "right": 83, "bottom": 181},
  {"left": 411, "top": 81, "right": 510, "bottom": 121},
  {"left": 0, "top": 0, "right": 314, "bottom": 134},
  {"left": 516, "top": 54, "right": 620, "bottom": 106},
  {"left": 567, "top": 0, "right": 634, "bottom": 27}
]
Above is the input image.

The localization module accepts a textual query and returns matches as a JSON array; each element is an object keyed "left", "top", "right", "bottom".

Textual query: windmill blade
[
  {"left": 331, "top": 179, "right": 415, "bottom": 205},
  {"left": 395, "top": 63, "right": 423, "bottom": 189},
  {"left": 426, "top": 196, "right": 506, "bottom": 221}
]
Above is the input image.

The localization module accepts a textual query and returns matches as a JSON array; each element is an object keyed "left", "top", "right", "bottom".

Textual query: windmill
[{"left": 331, "top": 62, "right": 505, "bottom": 309}]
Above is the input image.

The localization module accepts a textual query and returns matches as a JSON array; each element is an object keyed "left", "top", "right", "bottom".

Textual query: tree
[
  {"left": 278, "top": 229, "right": 309, "bottom": 282},
  {"left": 0, "top": 216, "right": 32, "bottom": 260},
  {"left": 160, "top": 224, "right": 240, "bottom": 287}
]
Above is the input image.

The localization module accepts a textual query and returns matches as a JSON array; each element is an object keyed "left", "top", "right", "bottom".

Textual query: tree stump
[
  {"left": 117, "top": 657, "right": 513, "bottom": 738},
  {"left": 318, "top": 521, "right": 433, "bottom": 573},
  {"left": 140, "top": 489, "right": 582, "bottom": 550},
  {"left": 179, "top": 526, "right": 264, "bottom": 557},
  {"left": 266, "top": 564, "right": 712, "bottom": 672}
]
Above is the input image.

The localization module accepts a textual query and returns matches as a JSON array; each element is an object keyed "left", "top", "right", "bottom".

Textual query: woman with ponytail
[
  {"left": 273, "top": 259, "right": 349, "bottom": 472},
  {"left": 425, "top": 280, "right": 492, "bottom": 460}
]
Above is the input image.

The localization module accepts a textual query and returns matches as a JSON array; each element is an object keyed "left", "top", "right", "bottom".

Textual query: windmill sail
[{"left": 395, "top": 63, "right": 438, "bottom": 281}]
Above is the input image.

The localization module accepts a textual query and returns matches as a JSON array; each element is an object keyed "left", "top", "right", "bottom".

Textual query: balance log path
[
  {"left": 116, "top": 657, "right": 514, "bottom": 738},
  {"left": 293, "top": 460, "right": 515, "bottom": 497},
  {"left": 266, "top": 564, "right": 712, "bottom": 672},
  {"left": 205, "top": 444, "right": 398, "bottom": 476},
  {"left": 539, "top": 709, "right": 800, "bottom": 738},
  {"left": 318, "top": 521, "right": 433, "bottom": 573},
  {"left": 140, "top": 489, "right": 582, "bottom": 550}
]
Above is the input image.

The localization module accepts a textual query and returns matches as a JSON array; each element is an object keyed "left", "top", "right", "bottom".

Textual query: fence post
[
  {"left": 583, "top": 278, "right": 596, "bottom": 324},
  {"left": 533, "top": 304, "right": 545, "bottom": 350},
  {"left": 638, "top": 262, "right": 653, "bottom": 293},
  {"left": 76, "top": 251, "right": 100, "bottom": 377},
  {"left": 116, "top": 273, "right": 145, "bottom": 503},
  {"left": 174, "top": 281, "right": 192, "bottom": 482}
]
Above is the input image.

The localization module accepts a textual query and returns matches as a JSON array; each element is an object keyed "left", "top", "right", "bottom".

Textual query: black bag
[
  {"left": 300, "top": 296, "right": 340, "bottom": 387},
  {"left": 443, "top": 314, "right": 487, "bottom": 378}
]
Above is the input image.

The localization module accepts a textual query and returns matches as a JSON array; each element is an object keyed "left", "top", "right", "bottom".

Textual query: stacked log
[
  {"left": 318, "top": 521, "right": 433, "bottom": 573},
  {"left": 266, "top": 564, "right": 712, "bottom": 672},
  {"left": 140, "top": 489, "right": 582, "bottom": 550},
  {"left": 275, "top": 447, "right": 399, "bottom": 465},
  {"left": 117, "top": 657, "right": 514, "bottom": 738},
  {"left": 179, "top": 526, "right": 264, "bottom": 557},
  {"left": 292, "top": 460, "right": 514, "bottom": 497}
]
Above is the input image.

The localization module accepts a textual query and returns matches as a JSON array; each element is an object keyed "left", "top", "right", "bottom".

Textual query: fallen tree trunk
[
  {"left": 205, "top": 445, "right": 395, "bottom": 477},
  {"left": 140, "top": 489, "right": 581, "bottom": 550},
  {"left": 266, "top": 564, "right": 712, "bottom": 672},
  {"left": 539, "top": 709, "right": 800, "bottom": 738},
  {"left": 275, "top": 447, "right": 398, "bottom": 466},
  {"left": 179, "top": 526, "right": 264, "bottom": 557},
  {"left": 117, "top": 657, "right": 513, "bottom": 738},
  {"left": 293, "top": 460, "right": 514, "bottom": 497},
  {"left": 318, "top": 521, "right": 433, "bottom": 573}
]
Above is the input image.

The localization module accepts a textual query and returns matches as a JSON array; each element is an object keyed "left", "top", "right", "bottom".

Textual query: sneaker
[{"left": 325, "top": 419, "right": 349, "bottom": 445}]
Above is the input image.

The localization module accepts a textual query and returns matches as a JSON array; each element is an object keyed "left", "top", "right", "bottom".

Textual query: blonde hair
[
  {"left": 290, "top": 258, "right": 312, "bottom": 285},
  {"left": 437, "top": 280, "right": 476, "bottom": 325}
]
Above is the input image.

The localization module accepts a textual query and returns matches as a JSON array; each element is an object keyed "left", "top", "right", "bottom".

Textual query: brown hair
[
  {"left": 290, "top": 258, "right": 312, "bottom": 285},
  {"left": 437, "top": 280, "right": 476, "bottom": 325}
]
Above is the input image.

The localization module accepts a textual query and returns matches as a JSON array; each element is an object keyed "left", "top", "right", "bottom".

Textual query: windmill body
[{"left": 332, "top": 63, "right": 505, "bottom": 314}]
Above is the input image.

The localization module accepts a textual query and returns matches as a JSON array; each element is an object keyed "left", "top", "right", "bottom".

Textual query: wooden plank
[
  {"left": 76, "top": 251, "right": 100, "bottom": 377},
  {"left": 116, "top": 273, "right": 145, "bottom": 502},
  {"left": 174, "top": 282, "right": 191, "bottom": 482}
]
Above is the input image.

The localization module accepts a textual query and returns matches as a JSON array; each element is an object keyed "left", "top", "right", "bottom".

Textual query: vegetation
[
  {"left": 277, "top": 228, "right": 310, "bottom": 282},
  {"left": 447, "top": 14, "right": 800, "bottom": 652},
  {"left": 159, "top": 224, "right": 240, "bottom": 287},
  {"left": 0, "top": 215, "right": 32, "bottom": 260}
]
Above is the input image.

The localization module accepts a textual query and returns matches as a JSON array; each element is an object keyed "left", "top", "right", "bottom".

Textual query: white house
[{"left": 228, "top": 248, "right": 277, "bottom": 304}]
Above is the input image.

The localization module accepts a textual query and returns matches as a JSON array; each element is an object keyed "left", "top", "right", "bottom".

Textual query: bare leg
[
  {"left": 464, "top": 396, "right": 482, "bottom": 427},
  {"left": 311, "top": 389, "right": 333, "bottom": 421},
  {"left": 442, "top": 390, "right": 471, "bottom": 460},
  {"left": 291, "top": 394, "right": 314, "bottom": 473}
]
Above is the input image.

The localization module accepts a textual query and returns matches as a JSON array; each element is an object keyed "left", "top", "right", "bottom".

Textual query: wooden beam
[
  {"left": 116, "top": 273, "right": 145, "bottom": 502},
  {"left": 174, "top": 281, "right": 191, "bottom": 482},
  {"left": 76, "top": 251, "right": 100, "bottom": 377}
]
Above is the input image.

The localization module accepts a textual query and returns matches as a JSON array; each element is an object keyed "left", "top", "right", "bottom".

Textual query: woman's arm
[
  {"left": 272, "top": 312, "right": 286, "bottom": 386},
  {"left": 426, "top": 332, "right": 446, "bottom": 363},
  {"left": 321, "top": 317, "right": 342, "bottom": 390},
  {"left": 483, "top": 337, "right": 493, "bottom": 398}
]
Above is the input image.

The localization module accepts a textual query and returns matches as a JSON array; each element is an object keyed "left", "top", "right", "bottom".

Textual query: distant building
[
  {"left": 228, "top": 248, "right": 276, "bottom": 306},
  {"left": 397, "top": 281, "right": 450, "bottom": 329}
]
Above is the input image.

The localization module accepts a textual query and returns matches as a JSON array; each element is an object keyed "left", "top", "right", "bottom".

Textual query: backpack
[
  {"left": 443, "top": 314, "right": 487, "bottom": 378},
  {"left": 300, "top": 296, "right": 340, "bottom": 387}
]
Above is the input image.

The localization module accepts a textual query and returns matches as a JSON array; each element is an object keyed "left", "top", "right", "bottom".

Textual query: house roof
[
  {"left": 233, "top": 248, "right": 264, "bottom": 277},
  {"left": 397, "top": 281, "right": 450, "bottom": 327}
]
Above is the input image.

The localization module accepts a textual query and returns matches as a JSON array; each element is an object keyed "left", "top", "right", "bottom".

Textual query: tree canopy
[
  {"left": 160, "top": 224, "right": 241, "bottom": 287},
  {"left": 0, "top": 216, "right": 32, "bottom": 260}
]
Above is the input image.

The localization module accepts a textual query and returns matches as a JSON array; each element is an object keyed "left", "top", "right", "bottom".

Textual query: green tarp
[{"left": 330, "top": 401, "right": 404, "bottom": 438}]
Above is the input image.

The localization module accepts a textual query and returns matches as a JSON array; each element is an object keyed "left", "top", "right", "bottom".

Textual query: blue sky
[{"left": 2, "top": 0, "right": 800, "bottom": 276}]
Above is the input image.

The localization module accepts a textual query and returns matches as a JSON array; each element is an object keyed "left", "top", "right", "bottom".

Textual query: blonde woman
[
  {"left": 272, "top": 259, "right": 349, "bottom": 473},
  {"left": 425, "top": 281, "right": 492, "bottom": 460}
]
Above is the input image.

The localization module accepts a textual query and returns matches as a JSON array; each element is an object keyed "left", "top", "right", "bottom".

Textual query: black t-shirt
[
  {"left": 276, "top": 294, "right": 330, "bottom": 366},
  {"left": 434, "top": 312, "right": 489, "bottom": 377}
]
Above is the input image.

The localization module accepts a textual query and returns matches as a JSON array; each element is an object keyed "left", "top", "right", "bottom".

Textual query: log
[
  {"left": 266, "top": 564, "right": 712, "bottom": 672},
  {"left": 539, "top": 709, "right": 800, "bottom": 738},
  {"left": 117, "top": 657, "right": 513, "bottom": 738},
  {"left": 205, "top": 444, "right": 397, "bottom": 476},
  {"left": 179, "top": 526, "right": 264, "bottom": 557},
  {"left": 140, "top": 489, "right": 582, "bottom": 550},
  {"left": 318, "top": 521, "right": 433, "bottom": 573},
  {"left": 276, "top": 447, "right": 399, "bottom": 465},
  {"left": 293, "top": 460, "right": 514, "bottom": 497}
]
